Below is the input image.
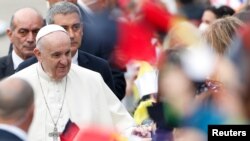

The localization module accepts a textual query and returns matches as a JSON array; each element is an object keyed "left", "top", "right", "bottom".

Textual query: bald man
[
  {"left": 0, "top": 78, "right": 34, "bottom": 141},
  {"left": 0, "top": 7, "right": 44, "bottom": 79}
]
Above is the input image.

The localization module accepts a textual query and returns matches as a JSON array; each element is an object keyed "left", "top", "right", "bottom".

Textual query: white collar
[
  {"left": 72, "top": 50, "right": 79, "bottom": 65},
  {"left": 12, "top": 50, "right": 24, "bottom": 70},
  {"left": 0, "top": 124, "right": 27, "bottom": 141}
]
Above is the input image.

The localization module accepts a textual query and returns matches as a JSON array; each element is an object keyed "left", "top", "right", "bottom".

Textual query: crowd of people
[{"left": 0, "top": 0, "right": 250, "bottom": 141}]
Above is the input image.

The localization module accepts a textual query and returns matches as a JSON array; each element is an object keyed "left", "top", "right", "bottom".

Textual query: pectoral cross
[{"left": 49, "top": 127, "right": 61, "bottom": 141}]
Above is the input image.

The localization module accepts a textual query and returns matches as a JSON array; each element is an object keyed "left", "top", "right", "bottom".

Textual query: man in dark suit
[
  {"left": 46, "top": 0, "right": 126, "bottom": 100},
  {"left": 18, "top": 2, "right": 125, "bottom": 100},
  {"left": 0, "top": 8, "right": 44, "bottom": 80},
  {"left": 0, "top": 78, "right": 34, "bottom": 141}
]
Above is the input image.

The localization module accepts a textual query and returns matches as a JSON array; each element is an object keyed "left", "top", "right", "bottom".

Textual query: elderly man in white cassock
[{"left": 10, "top": 24, "right": 138, "bottom": 141}]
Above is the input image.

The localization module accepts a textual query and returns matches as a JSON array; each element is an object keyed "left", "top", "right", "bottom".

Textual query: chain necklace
[{"left": 36, "top": 66, "right": 68, "bottom": 141}]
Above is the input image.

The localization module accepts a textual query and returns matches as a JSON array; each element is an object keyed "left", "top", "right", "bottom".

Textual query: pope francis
[{"left": 10, "top": 24, "right": 135, "bottom": 141}]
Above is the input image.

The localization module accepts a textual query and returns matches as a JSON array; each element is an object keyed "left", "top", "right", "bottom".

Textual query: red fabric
[
  {"left": 118, "top": 0, "right": 130, "bottom": 8},
  {"left": 141, "top": 0, "right": 172, "bottom": 32},
  {"left": 113, "top": 0, "right": 173, "bottom": 69},
  {"left": 60, "top": 122, "right": 79, "bottom": 141},
  {"left": 239, "top": 25, "right": 250, "bottom": 51},
  {"left": 114, "top": 20, "right": 156, "bottom": 69},
  {"left": 74, "top": 126, "right": 119, "bottom": 141}
]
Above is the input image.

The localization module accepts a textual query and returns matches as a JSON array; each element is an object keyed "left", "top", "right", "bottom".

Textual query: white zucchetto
[{"left": 36, "top": 24, "right": 68, "bottom": 44}]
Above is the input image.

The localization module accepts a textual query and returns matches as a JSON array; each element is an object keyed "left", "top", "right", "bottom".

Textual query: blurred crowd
[{"left": 1, "top": 0, "right": 250, "bottom": 141}]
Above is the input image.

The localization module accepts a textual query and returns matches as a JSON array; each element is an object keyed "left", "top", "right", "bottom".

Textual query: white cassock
[{"left": 10, "top": 63, "right": 135, "bottom": 141}]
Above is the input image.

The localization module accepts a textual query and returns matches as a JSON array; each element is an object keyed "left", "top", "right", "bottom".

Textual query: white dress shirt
[{"left": 12, "top": 50, "right": 24, "bottom": 70}]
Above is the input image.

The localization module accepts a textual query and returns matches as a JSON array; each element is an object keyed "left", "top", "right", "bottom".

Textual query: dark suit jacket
[
  {"left": 0, "top": 52, "right": 15, "bottom": 80},
  {"left": 80, "top": 9, "right": 117, "bottom": 61},
  {"left": 0, "top": 129, "right": 24, "bottom": 141},
  {"left": 77, "top": 8, "right": 126, "bottom": 100},
  {"left": 16, "top": 50, "right": 126, "bottom": 99}
]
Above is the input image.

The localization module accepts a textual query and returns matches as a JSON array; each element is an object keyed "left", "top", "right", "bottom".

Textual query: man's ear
[
  {"left": 33, "top": 48, "right": 42, "bottom": 62},
  {"left": 6, "top": 28, "right": 13, "bottom": 42}
]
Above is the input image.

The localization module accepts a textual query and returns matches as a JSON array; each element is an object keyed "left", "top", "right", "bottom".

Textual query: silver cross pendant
[{"left": 49, "top": 126, "right": 60, "bottom": 141}]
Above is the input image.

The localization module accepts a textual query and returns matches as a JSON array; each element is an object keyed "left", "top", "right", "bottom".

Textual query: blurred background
[
  {"left": 1, "top": 0, "right": 250, "bottom": 140},
  {"left": 0, "top": 0, "right": 47, "bottom": 57},
  {"left": 0, "top": 0, "right": 247, "bottom": 57}
]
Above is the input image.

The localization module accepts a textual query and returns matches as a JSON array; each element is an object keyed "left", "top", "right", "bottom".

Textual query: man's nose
[
  {"left": 26, "top": 32, "right": 35, "bottom": 43},
  {"left": 68, "top": 28, "right": 75, "bottom": 39},
  {"left": 60, "top": 55, "right": 70, "bottom": 65}
]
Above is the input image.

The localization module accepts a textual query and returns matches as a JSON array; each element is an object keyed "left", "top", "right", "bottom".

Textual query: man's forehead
[
  {"left": 53, "top": 13, "right": 81, "bottom": 22},
  {"left": 13, "top": 24, "right": 42, "bottom": 33},
  {"left": 13, "top": 16, "right": 43, "bottom": 28},
  {"left": 47, "top": 0, "right": 77, "bottom": 4},
  {"left": 14, "top": 19, "right": 43, "bottom": 28},
  {"left": 49, "top": 47, "right": 71, "bottom": 54},
  {"left": 42, "top": 33, "right": 70, "bottom": 51}
]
